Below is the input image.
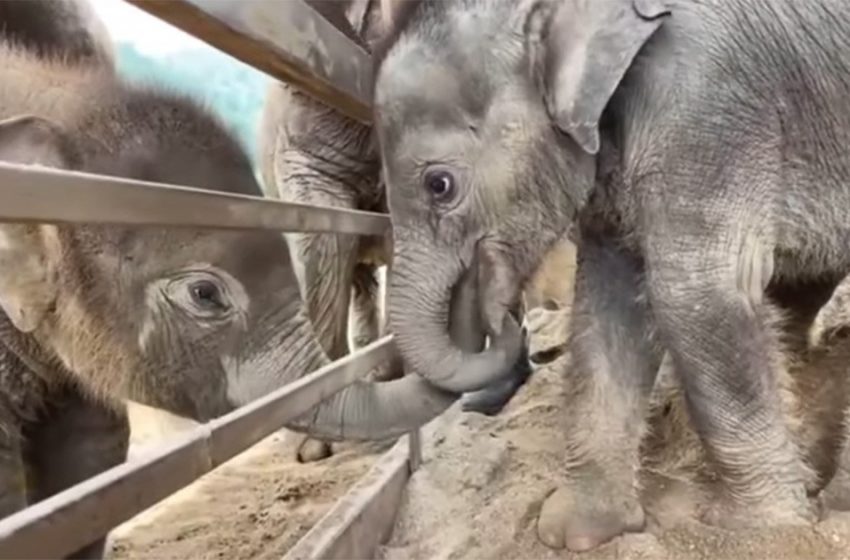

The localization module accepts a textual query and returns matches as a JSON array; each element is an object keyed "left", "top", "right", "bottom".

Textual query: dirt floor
[
  {"left": 106, "top": 256, "right": 850, "bottom": 559},
  {"left": 107, "top": 405, "right": 390, "bottom": 559},
  {"left": 376, "top": 352, "right": 850, "bottom": 560},
  {"left": 376, "top": 306, "right": 850, "bottom": 560}
]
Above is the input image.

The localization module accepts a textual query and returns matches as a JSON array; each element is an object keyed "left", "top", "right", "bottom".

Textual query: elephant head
[
  {"left": 371, "top": 0, "right": 669, "bottom": 392},
  {"left": 0, "top": 65, "right": 482, "bottom": 440}
]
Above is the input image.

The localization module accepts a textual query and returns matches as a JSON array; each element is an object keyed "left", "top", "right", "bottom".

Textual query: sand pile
[{"left": 377, "top": 307, "right": 850, "bottom": 560}]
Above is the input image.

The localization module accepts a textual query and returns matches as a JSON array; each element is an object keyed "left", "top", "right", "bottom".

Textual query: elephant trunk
[
  {"left": 225, "top": 265, "right": 485, "bottom": 441},
  {"left": 388, "top": 245, "right": 522, "bottom": 394}
]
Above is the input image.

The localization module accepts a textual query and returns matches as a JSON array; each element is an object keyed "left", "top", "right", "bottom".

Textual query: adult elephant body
[{"left": 371, "top": 0, "right": 850, "bottom": 552}]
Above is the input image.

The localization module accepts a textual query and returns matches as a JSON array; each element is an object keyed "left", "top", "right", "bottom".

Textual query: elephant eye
[
  {"left": 188, "top": 280, "right": 228, "bottom": 312},
  {"left": 423, "top": 169, "right": 455, "bottom": 201}
]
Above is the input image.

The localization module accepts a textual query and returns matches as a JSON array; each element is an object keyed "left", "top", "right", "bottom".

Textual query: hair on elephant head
[
  {"left": 0, "top": 0, "right": 115, "bottom": 68},
  {"left": 372, "top": 0, "right": 667, "bottom": 394},
  {"left": 0, "top": 35, "right": 480, "bottom": 445}
]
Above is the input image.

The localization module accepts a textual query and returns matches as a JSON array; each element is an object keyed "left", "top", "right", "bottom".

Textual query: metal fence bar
[
  {"left": 126, "top": 0, "right": 373, "bottom": 123},
  {"left": 0, "top": 163, "right": 389, "bottom": 235},
  {"left": 283, "top": 435, "right": 410, "bottom": 560},
  {"left": 0, "top": 336, "right": 396, "bottom": 560}
]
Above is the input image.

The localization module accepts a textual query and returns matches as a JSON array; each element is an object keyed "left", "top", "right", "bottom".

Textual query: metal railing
[
  {"left": 0, "top": 163, "right": 388, "bottom": 234},
  {"left": 0, "top": 1, "right": 417, "bottom": 557}
]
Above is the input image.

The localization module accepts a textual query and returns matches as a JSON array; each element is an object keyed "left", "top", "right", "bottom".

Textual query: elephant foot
[
  {"left": 698, "top": 484, "right": 820, "bottom": 529},
  {"left": 823, "top": 468, "right": 850, "bottom": 511},
  {"left": 296, "top": 437, "right": 333, "bottom": 463},
  {"left": 462, "top": 344, "right": 533, "bottom": 416},
  {"left": 537, "top": 480, "right": 645, "bottom": 552}
]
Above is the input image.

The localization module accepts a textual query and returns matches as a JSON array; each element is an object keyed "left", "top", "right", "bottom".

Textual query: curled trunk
[{"left": 388, "top": 247, "right": 522, "bottom": 394}]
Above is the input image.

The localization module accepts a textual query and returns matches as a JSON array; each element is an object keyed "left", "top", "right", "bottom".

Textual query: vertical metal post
[{"left": 408, "top": 429, "right": 422, "bottom": 472}]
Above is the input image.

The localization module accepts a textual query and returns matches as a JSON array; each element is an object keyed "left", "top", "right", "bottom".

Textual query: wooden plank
[
  {"left": 282, "top": 436, "right": 410, "bottom": 560},
  {"left": 0, "top": 163, "right": 389, "bottom": 235},
  {"left": 126, "top": 0, "right": 373, "bottom": 123},
  {"left": 0, "top": 337, "right": 396, "bottom": 560}
]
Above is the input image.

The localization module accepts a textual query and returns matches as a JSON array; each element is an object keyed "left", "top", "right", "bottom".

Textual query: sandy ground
[
  {"left": 106, "top": 246, "right": 850, "bottom": 559},
  {"left": 106, "top": 405, "right": 389, "bottom": 559},
  {"left": 376, "top": 352, "right": 850, "bottom": 560},
  {"left": 376, "top": 307, "right": 850, "bottom": 560}
]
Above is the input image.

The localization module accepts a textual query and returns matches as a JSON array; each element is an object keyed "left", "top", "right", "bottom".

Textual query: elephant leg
[
  {"left": 351, "top": 260, "right": 401, "bottom": 383},
  {"left": 647, "top": 230, "right": 818, "bottom": 530},
  {"left": 288, "top": 229, "right": 358, "bottom": 361},
  {"left": 461, "top": 304, "right": 534, "bottom": 416},
  {"left": 522, "top": 238, "right": 576, "bottom": 366},
  {"left": 537, "top": 233, "right": 661, "bottom": 552},
  {"left": 370, "top": 239, "right": 405, "bottom": 383},
  {"left": 286, "top": 197, "right": 359, "bottom": 463},
  {"left": 785, "top": 275, "right": 850, "bottom": 509},
  {"left": 349, "top": 262, "right": 380, "bottom": 351},
  {"left": 23, "top": 389, "right": 129, "bottom": 559},
  {"left": 0, "top": 421, "right": 26, "bottom": 519},
  {"left": 767, "top": 278, "right": 847, "bottom": 493}
]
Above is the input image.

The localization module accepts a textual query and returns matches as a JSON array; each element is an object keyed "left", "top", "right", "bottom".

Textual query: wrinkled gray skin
[
  {"left": 0, "top": 3, "right": 120, "bottom": 558},
  {"left": 257, "top": 0, "right": 533, "bottom": 438},
  {"left": 373, "top": 0, "right": 850, "bottom": 552},
  {"left": 640, "top": 271, "right": 850, "bottom": 524},
  {"left": 258, "top": 0, "right": 387, "bottom": 368},
  {"left": 0, "top": 5, "right": 488, "bottom": 558}
]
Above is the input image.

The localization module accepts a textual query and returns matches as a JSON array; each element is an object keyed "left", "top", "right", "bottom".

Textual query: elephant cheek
[{"left": 220, "top": 352, "right": 277, "bottom": 407}]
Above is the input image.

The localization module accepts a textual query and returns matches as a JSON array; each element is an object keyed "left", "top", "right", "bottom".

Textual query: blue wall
[{"left": 115, "top": 42, "right": 269, "bottom": 163}]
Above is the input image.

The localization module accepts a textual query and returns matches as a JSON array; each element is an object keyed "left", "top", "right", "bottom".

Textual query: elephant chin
[
  {"left": 223, "top": 262, "right": 489, "bottom": 442},
  {"left": 389, "top": 246, "right": 523, "bottom": 395}
]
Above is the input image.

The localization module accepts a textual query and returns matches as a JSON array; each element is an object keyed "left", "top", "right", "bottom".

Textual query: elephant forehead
[
  {"left": 376, "top": 47, "right": 480, "bottom": 128},
  {"left": 375, "top": 4, "right": 527, "bottom": 130}
]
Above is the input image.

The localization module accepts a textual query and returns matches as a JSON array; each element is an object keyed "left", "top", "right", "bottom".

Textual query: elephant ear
[
  {"left": 536, "top": 0, "right": 670, "bottom": 155},
  {"left": 0, "top": 115, "right": 74, "bottom": 332}
]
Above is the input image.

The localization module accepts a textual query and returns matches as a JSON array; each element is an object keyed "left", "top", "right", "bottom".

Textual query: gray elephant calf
[
  {"left": 369, "top": 0, "right": 850, "bottom": 552},
  {"left": 258, "top": 0, "right": 534, "bottom": 433}
]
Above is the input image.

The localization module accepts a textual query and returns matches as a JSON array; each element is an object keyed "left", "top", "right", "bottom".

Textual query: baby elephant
[
  {"left": 370, "top": 0, "right": 850, "bottom": 552},
  {"left": 0, "top": 4, "right": 485, "bottom": 558}
]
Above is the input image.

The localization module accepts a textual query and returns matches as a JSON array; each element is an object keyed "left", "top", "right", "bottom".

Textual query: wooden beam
[
  {"left": 126, "top": 0, "right": 374, "bottom": 123},
  {"left": 282, "top": 436, "right": 410, "bottom": 560}
]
